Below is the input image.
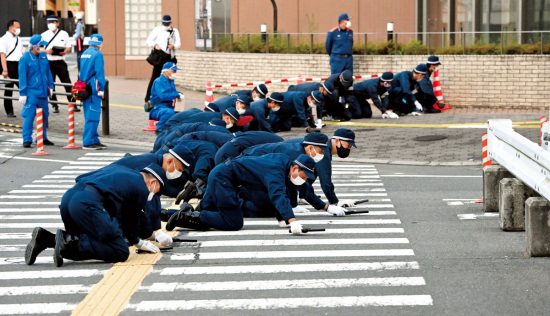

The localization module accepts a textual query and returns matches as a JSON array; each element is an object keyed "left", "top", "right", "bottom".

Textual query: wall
[{"left": 174, "top": 52, "right": 550, "bottom": 109}]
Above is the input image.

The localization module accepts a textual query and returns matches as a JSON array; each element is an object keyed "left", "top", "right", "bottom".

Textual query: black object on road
[
  {"left": 173, "top": 238, "right": 198, "bottom": 243},
  {"left": 354, "top": 199, "right": 370, "bottom": 205},
  {"left": 136, "top": 247, "right": 173, "bottom": 254},
  {"left": 344, "top": 210, "right": 370, "bottom": 215},
  {"left": 288, "top": 227, "right": 326, "bottom": 233}
]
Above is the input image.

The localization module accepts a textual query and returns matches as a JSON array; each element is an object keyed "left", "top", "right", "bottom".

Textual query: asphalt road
[{"left": 0, "top": 134, "right": 549, "bottom": 315}]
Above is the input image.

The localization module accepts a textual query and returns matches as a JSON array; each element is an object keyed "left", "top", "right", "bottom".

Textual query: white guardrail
[{"left": 487, "top": 119, "right": 550, "bottom": 201}]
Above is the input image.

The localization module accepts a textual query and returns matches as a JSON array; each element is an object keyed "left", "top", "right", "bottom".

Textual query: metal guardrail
[{"left": 487, "top": 119, "right": 550, "bottom": 201}]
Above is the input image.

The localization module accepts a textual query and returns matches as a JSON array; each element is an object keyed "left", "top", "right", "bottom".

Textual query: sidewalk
[{"left": 0, "top": 74, "right": 544, "bottom": 165}]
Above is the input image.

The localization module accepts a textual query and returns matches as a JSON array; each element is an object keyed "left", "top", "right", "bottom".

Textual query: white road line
[
  {"left": 333, "top": 171, "right": 379, "bottom": 175},
  {"left": 159, "top": 261, "right": 420, "bottom": 275},
  {"left": 442, "top": 198, "right": 480, "bottom": 201},
  {"left": 170, "top": 249, "right": 415, "bottom": 261},
  {"left": 0, "top": 256, "right": 54, "bottom": 265},
  {"left": 129, "top": 295, "right": 433, "bottom": 311},
  {"left": 381, "top": 174, "right": 481, "bottom": 178},
  {"left": 243, "top": 219, "right": 401, "bottom": 226},
  {"left": 0, "top": 208, "right": 59, "bottom": 213},
  {"left": 32, "top": 180, "right": 75, "bottom": 183},
  {"left": 83, "top": 153, "right": 126, "bottom": 156},
  {"left": 0, "top": 195, "right": 62, "bottom": 199},
  {"left": 146, "top": 277, "right": 426, "bottom": 292},
  {"left": 0, "top": 223, "right": 61, "bottom": 229},
  {"left": 61, "top": 166, "right": 99, "bottom": 170},
  {"left": 77, "top": 157, "right": 119, "bottom": 161},
  {"left": 358, "top": 175, "right": 383, "bottom": 179},
  {"left": 10, "top": 189, "right": 67, "bottom": 193},
  {"left": 0, "top": 303, "right": 77, "bottom": 315},
  {"left": 316, "top": 188, "right": 386, "bottom": 192},
  {"left": 0, "top": 233, "right": 32, "bottom": 239},
  {"left": 42, "top": 175, "right": 78, "bottom": 179},
  {"left": 296, "top": 210, "right": 395, "bottom": 216},
  {"left": 333, "top": 164, "right": 375, "bottom": 168},
  {"left": 0, "top": 154, "right": 72, "bottom": 164},
  {"left": 0, "top": 284, "right": 92, "bottom": 296},
  {"left": 314, "top": 193, "right": 387, "bottom": 197},
  {"left": 183, "top": 228, "right": 404, "bottom": 237},
  {"left": 0, "top": 202, "right": 59, "bottom": 205},
  {"left": 457, "top": 213, "right": 499, "bottom": 220},
  {"left": 0, "top": 245, "right": 25, "bottom": 252},
  {"left": 21, "top": 184, "right": 75, "bottom": 189},
  {"left": 199, "top": 238, "right": 409, "bottom": 248},
  {"left": 0, "top": 215, "right": 60, "bottom": 220},
  {"left": 69, "top": 161, "right": 110, "bottom": 165},
  {"left": 52, "top": 170, "right": 87, "bottom": 174},
  {"left": 0, "top": 269, "right": 103, "bottom": 280},
  {"left": 314, "top": 183, "right": 384, "bottom": 187}
]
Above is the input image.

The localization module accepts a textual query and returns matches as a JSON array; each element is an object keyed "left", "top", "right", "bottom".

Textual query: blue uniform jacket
[
  {"left": 325, "top": 27, "right": 353, "bottom": 55},
  {"left": 18, "top": 51, "right": 53, "bottom": 104},
  {"left": 214, "top": 131, "right": 284, "bottom": 164},
  {"left": 150, "top": 74, "right": 179, "bottom": 106},
  {"left": 288, "top": 82, "right": 321, "bottom": 94},
  {"left": 274, "top": 91, "right": 309, "bottom": 127},
  {"left": 162, "top": 109, "right": 203, "bottom": 133},
  {"left": 79, "top": 46, "right": 106, "bottom": 95},
  {"left": 248, "top": 99, "right": 272, "bottom": 132},
  {"left": 155, "top": 122, "right": 229, "bottom": 151},
  {"left": 391, "top": 71, "right": 418, "bottom": 103},
  {"left": 179, "top": 131, "right": 234, "bottom": 148},
  {"left": 159, "top": 140, "right": 217, "bottom": 183},
  {"left": 229, "top": 153, "right": 298, "bottom": 221},
  {"left": 353, "top": 78, "right": 390, "bottom": 110},
  {"left": 75, "top": 165, "right": 148, "bottom": 245},
  {"left": 212, "top": 95, "right": 237, "bottom": 113},
  {"left": 419, "top": 68, "right": 435, "bottom": 95}
]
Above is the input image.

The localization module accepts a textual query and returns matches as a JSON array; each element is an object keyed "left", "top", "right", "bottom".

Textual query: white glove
[
  {"left": 337, "top": 199, "right": 356, "bottom": 208},
  {"left": 136, "top": 239, "right": 160, "bottom": 253},
  {"left": 97, "top": 91, "right": 104, "bottom": 99},
  {"left": 289, "top": 221, "right": 303, "bottom": 235},
  {"left": 315, "top": 119, "right": 323, "bottom": 129},
  {"left": 411, "top": 111, "right": 423, "bottom": 116},
  {"left": 412, "top": 89, "right": 418, "bottom": 95},
  {"left": 292, "top": 206, "right": 310, "bottom": 214},
  {"left": 18, "top": 96, "right": 27, "bottom": 104},
  {"left": 278, "top": 220, "right": 288, "bottom": 228},
  {"left": 414, "top": 100, "right": 423, "bottom": 112},
  {"left": 388, "top": 111, "right": 399, "bottom": 119},
  {"left": 49, "top": 89, "right": 53, "bottom": 97},
  {"left": 178, "top": 93, "right": 185, "bottom": 100},
  {"left": 327, "top": 205, "right": 347, "bottom": 216},
  {"left": 154, "top": 231, "right": 173, "bottom": 248}
]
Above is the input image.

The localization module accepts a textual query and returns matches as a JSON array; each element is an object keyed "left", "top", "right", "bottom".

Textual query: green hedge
[{"left": 213, "top": 36, "right": 550, "bottom": 55}]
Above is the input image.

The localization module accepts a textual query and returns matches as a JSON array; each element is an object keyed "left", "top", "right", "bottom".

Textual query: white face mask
[
  {"left": 308, "top": 100, "right": 316, "bottom": 108},
  {"left": 166, "top": 160, "right": 182, "bottom": 180},
  {"left": 237, "top": 108, "right": 246, "bottom": 115},
  {"left": 47, "top": 23, "right": 57, "bottom": 32},
  {"left": 252, "top": 96, "right": 260, "bottom": 102},
  {"left": 291, "top": 175, "right": 306, "bottom": 186},
  {"left": 272, "top": 105, "right": 281, "bottom": 112},
  {"left": 226, "top": 122, "right": 234, "bottom": 129},
  {"left": 169, "top": 74, "right": 177, "bottom": 80},
  {"left": 312, "top": 153, "right": 324, "bottom": 163},
  {"left": 147, "top": 182, "right": 156, "bottom": 202},
  {"left": 14, "top": 28, "right": 21, "bottom": 36},
  {"left": 345, "top": 21, "right": 352, "bottom": 28}
]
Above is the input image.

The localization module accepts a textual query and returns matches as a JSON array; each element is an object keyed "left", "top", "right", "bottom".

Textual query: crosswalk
[
  {"left": 0, "top": 153, "right": 433, "bottom": 314},
  {"left": 0, "top": 134, "right": 23, "bottom": 158}
]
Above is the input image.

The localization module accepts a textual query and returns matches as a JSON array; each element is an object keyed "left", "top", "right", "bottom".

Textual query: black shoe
[
  {"left": 166, "top": 208, "right": 208, "bottom": 232},
  {"left": 54, "top": 229, "right": 80, "bottom": 267},
  {"left": 23, "top": 142, "right": 31, "bottom": 148},
  {"left": 53, "top": 229, "right": 65, "bottom": 267},
  {"left": 43, "top": 139, "right": 55, "bottom": 146},
  {"left": 73, "top": 106, "right": 81, "bottom": 112},
  {"left": 7, "top": 113, "right": 16, "bottom": 118},
  {"left": 25, "top": 227, "right": 55, "bottom": 265},
  {"left": 52, "top": 106, "right": 59, "bottom": 114},
  {"left": 83, "top": 144, "right": 102, "bottom": 150},
  {"left": 96, "top": 143, "right": 107, "bottom": 148},
  {"left": 160, "top": 208, "right": 177, "bottom": 222},
  {"left": 424, "top": 107, "right": 442, "bottom": 114}
]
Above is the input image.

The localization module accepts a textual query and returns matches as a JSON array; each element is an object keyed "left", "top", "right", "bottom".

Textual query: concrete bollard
[
  {"left": 525, "top": 197, "right": 550, "bottom": 257},
  {"left": 484, "top": 165, "right": 512, "bottom": 212},
  {"left": 499, "top": 178, "right": 537, "bottom": 231}
]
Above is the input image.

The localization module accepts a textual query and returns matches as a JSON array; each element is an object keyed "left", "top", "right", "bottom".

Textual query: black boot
[
  {"left": 160, "top": 208, "right": 177, "bottom": 222},
  {"left": 54, "top": 229, "right": 80, "bottom": 267},
  {"left": 52, "top": 105, "right": 60, "bottom": 113},
  {"left": 25, "top": 227, "right": 55, "bottom": 265},
  {"left": 166, "top": 206, "right": 209, "bottom": 232}
]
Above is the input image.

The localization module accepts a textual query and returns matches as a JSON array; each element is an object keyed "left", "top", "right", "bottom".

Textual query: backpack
[{"left": 71, "top": 80, "right": 92, "bottom": 101}]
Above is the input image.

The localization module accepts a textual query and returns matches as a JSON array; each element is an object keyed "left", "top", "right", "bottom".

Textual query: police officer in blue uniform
[
  {"left": 79, "top": 34, "right": 107, "bottom": 150},
  {"left": 160, "top": 104, "right": 220, "bottom": 136},
  {"left": 325, "top": 13, "right": 354, "bottom": 75},
  {"left": 349, "top": 72, "right": 394, "bottom": 119},
  {"left": 178, "top": 131, "right": 234, "bottom": 148},
  {"left": 166, "top": 154, "right": 316, "bottom": 235},
  {"left": 214, "top": 131, "right": 284, "bottom": 164},
  {"left": 169, "top": 107, "right": 240, "bottom": 132},
  {"left": 207, "top": 94, "right": 250, "bottom": 114},
  {"left": 153, "top": 119, "right": 227, "bottom": 152},
  {"left": 323, "top": 70, "right": 354, "bottom": 120},
  {"left": 232, "top": 84, "right": 268, "bottom": 102},
  {"left": 271, "top": 91, "right": 324, "bottom": 132},
  {"left": 149, "top": 62, "right": 183, "bottom": 133},
  {"left": 388, "top": 64, "right": 427, "bottom": 117},
  {"left": 25, "top": 163, "right": 168, "bottom": 266},
  {"left": 18, "top": 34, "right": 54, "bottom": 148},
  {"left": 246, "top": 92, "right": 284, "bottom": 132},
  {"left": 416, "top": 55, "right": 442, "bottom": 114}
]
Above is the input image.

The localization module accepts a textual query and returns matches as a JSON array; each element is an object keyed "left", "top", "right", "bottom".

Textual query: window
[{"left": 125, "top": 0, "right": 161, "bottom": 57}]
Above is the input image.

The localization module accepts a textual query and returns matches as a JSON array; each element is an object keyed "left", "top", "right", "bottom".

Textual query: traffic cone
[
  {"left": 142, "top": 120, "right": 157, "bottom": 132},
  {"left": 204, "top": 81, "right": 214, "bottom": 107},
  {"left": 432, "top": 70, "right": 452, "bottom": 111}
]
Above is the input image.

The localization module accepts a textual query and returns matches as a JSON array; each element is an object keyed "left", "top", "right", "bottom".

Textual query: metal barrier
[
  {"left": 0, "top": 77, "right": 110, "bottom": 136},
  {"left": 487, "top": 119, "right": 550, "bottom": 201}
]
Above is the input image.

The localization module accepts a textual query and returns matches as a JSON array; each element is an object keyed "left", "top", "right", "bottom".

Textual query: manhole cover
[
  {"left": 354, "top": 128, "right": 376, "bottom": 132},
  {"left": 413, "top": 135, "right": 448, "bottom": 142}
]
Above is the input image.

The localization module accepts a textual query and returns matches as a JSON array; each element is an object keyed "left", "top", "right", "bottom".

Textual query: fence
[{"left": 210, "top": 31, "right": 550, "bottom": 55}]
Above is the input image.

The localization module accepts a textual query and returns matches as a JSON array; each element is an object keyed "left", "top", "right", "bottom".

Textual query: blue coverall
[
  {"left": 199, "top": 153, "right": 298, "bottom": 230},
  {"left": 60, "top": 165, "right": 148, "bottom": 263},
  {"left": 149, "top": 74, "right": 180, "bottom": 133},
  {"left": 270, "top": 91, "right": 310, "bottom": 132},
  {"left": 247, "top": 99, "right": 272, "bottom": 132},
  {"left": 18, "top": 51, "right": 53, "bottom": 144},
  {"left": 325, "top": 27, "right": 354, "bottom": 74},
  {"left": 388, "top": 71, "right": 419, "bottom": 114},
  {"left": 349, "top": 78, "right": 390, "bottom": 118},
  {"left": 153, "top": 122, "right": 228, "bottom": 151},
  {"left": 214, "top": 131, "right": 284, "bottom": 164},
  {"left": 79, "top": 46, "right": 106, "bottom": 146}
]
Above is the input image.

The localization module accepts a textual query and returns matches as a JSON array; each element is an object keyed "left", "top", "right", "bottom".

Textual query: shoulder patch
[{"left": 329, "top": 26, "right": 338, "bottom": 32}]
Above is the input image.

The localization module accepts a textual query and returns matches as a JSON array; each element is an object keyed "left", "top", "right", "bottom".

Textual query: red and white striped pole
[
  {"left": 64, "top": 103, "right": 80, "bottom": 149},
  {"left": 540, "top": 116, "right": 547, "bottom": 146},
  {"left": 481, "top": 132, "right": 492, "bottom": 171},
  {"left": 32, "top": 107, "right": 48, "bottom": 156},
  {"left": 204, "top": 81, "right": 214, "bottom": 107}
]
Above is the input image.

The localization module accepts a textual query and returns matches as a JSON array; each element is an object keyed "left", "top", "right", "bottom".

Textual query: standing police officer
[
  {"left": 325, "top": 13, "right": 354, "bottom": 75},
  {"left": 18, "top": 34, "right": 55, "bottom": 148},
  {"left": 79, "top": 34, "right": 106, "bottom": 150},
  {"left": 0, "top": 19, "right": 24, "bottom": 118}
]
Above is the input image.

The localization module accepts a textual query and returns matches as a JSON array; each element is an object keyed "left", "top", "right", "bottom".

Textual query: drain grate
[{"left": 413, "top": 135, "right": 448, "bottom": 142}]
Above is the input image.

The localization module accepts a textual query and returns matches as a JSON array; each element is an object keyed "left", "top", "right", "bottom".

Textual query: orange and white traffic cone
[
  {"left": 63, "top": 103, "right": 80, "bottom": 149},
  {"left": 204, "top": 81, "right": 214, "bottom": 108},
  {"left": 432, "top": 70, "right": 452, "bottom": 111},
  {"left": 32, "top": 107, "right": 48, "bottom": 156},
  {"left": 540, "top": 116, "right": 548, "bottom": 146}
]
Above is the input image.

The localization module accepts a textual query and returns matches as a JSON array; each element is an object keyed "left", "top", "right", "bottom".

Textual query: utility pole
[{"left": 270, "top": 0, "right": 278, "bottom": 33}]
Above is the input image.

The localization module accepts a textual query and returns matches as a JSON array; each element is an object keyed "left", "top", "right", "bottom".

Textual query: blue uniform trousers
[
  {"left": 59, "top": 183, "right": 129, "bottom": 263},
  {"left": 150, "top": 104, "right": 175, "bottom": 133},
  {"left": 21, "top": 99, "right": 49, "bottom": 143},
  {"left": 83, "top": 95, "right": 102, "bottom": 146},
  {"left": 329, "top": 54, "right": 353, "bottom": 75}
]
